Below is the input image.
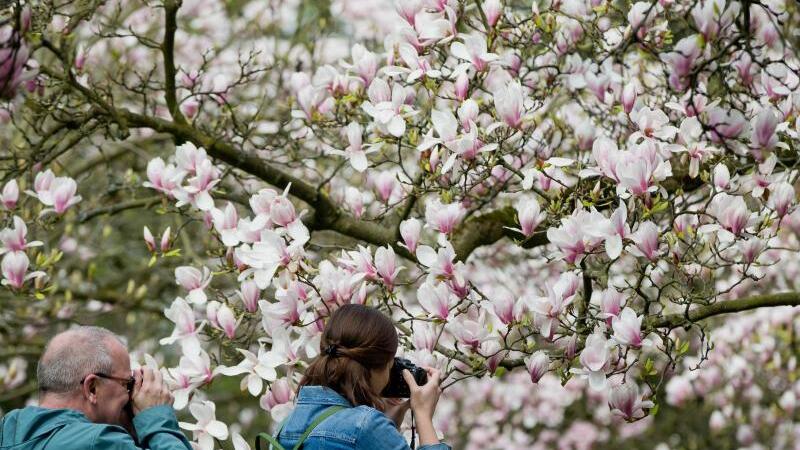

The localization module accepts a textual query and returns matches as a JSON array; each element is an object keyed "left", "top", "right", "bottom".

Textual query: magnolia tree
[{"left": 1, "top": 0, "right": 800, "bottom": 448}]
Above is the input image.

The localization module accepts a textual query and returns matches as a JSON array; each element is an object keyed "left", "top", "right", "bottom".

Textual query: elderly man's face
[{"left": 91, "top": 340, "right": 134, "bottom": 427}]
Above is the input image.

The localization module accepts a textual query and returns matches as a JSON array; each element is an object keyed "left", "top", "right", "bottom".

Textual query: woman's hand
[
  {"left": 403, "top": 367, "right": 444, "bottom": 446},
  {"left": 403, "top": 367, "right": 442, "bottom": 421},
  {"left": 383, "top": 398, "right": 411, "bottom": 429}
]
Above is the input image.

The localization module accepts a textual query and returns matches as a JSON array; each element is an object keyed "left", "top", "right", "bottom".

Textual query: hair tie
[{"left": 324, "top": 344, "right": 338, "bottom": 357}]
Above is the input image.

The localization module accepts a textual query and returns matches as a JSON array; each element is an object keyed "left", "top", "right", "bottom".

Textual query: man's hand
[
  {"left": 383, "top": 398, "right": 411, "bottom": 429},
  {"left": 131, "top": 367, "right": 174, "bottom": 415}
]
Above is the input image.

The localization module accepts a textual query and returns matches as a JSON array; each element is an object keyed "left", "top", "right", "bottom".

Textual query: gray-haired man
[{"left": 0, "top": 326, "right": 192, "bottom": 450}]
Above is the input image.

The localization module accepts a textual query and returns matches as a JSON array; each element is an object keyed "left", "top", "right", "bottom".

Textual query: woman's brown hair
[{"left": 299, "top": 304, "right": 398, "bottom": 408}]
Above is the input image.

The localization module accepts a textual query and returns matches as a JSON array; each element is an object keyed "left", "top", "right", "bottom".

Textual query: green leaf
[{"left": 147, "top": 255, "right": 158, "bottom": 267}]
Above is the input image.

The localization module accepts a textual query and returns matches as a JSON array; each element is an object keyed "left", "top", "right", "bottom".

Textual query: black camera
[{"left": 381, "top": 357, "right": 428, "bottom": 398}]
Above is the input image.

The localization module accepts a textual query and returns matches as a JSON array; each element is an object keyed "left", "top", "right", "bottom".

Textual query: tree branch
[
  {"left": 646, "top": 292, "right": 800, "bottom": 329},
  {"left": 162, "top": 0, "right": 186, "bottom": 124}
]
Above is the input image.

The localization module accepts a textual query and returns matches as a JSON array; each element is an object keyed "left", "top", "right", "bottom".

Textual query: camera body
[{"left": 381, "top": 357, "right": 427, "bottom": 398}]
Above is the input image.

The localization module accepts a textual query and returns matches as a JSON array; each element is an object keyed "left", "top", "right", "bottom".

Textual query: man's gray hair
[{"left": 37, "top": 326, "right": 128, "bottom": 394}]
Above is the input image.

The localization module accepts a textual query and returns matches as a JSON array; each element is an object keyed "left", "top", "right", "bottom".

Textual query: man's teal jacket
[{"left": 0, "top": 405, "right": 192, "bottom": 450}]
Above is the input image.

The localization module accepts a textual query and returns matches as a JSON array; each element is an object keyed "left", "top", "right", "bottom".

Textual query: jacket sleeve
[
  {"left": 93, "top": 405, "right": 192, "bottom": 450},
  {"left": 355, "top": 411, "right": 451, "bottom": 450}
]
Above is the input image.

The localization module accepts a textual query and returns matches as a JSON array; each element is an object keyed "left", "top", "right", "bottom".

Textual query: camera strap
[{"left": 256, "top": 405, "right": 346, "bottom": 450}]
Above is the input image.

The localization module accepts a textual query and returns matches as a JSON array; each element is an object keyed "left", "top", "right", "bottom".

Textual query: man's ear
[{"left": 81, "top": 374, "right": 99, "bottom": 404}]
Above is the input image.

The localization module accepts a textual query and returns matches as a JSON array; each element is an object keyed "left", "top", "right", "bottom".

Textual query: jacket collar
[{"left": 296, "top": 386, "right": 353, "bottom": 407}]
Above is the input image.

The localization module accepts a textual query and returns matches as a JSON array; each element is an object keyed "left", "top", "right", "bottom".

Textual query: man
[{"left": 0, "top": 326, "right": 192, "bottom": 450}]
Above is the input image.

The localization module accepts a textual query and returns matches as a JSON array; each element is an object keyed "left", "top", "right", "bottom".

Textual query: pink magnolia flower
[
  {"left": 260, "top": 377, "right": 295, "bottom": 421},
  {"left": 662, "top": 35, "right": 702, "bottom": 90},
  {"left": 338, "top": 245, "right": 378, "bottom": 281},
  {"left": 396, "top": 0, "right": 423, "bottom": 25},
  {"left": 490, "top": 291, "right": 518, "bottom": 326},
  {"left": 612, "top": 307, "right": 645, "bottom": 348},
  {"left": 526, "top": 272, "right": 580, "bottom": 338},
  {"left": 750, "top": 107, "right": 780, "bottom": 150},
  {"left": 493, "top": 81, "right": 525, "bottom": 129},
  {"left": 546, "top": 208, "right": 606, "bottom": 264},
  {"left": 447, "top": 314, "right": 491, "bottom": 350},
  {"left": 629, "top": 221, "right": 660, "bottom": 261},
  {"left": 450, "top": 33, "right": 498, "bottom": 71},
  {"left": 211, "top": 202, "right": 240, "bottom": 247},
  {"left": 270, "top": 195, "right": 297, "bottom": 227},
  {"left": 700, "top": 193, "right": 752, "bottom": 242},
  {"left": 175, "top": 142, "right": 208, "bottom": 174},
  {"left": 179, "top": 401, "right": 229, "bottom": 450},
  {"left": 49, "top": 177, "right": 82, "bottom": 214},
  {"left": 371, "top": 170, "right": 400, "bottom": 204},
  {"left": 415, "top": 242, "right": 457, "bottom": 279},
  {"left": 483, "top": 0, "right": 503, "bottom": 26},
  {"left": 512, "top": 196, "right": 546, "bottom": 238},
  {"left": 425, "top": 198, "right": 466, "bottom": 235},
  {"left": 713, "top": 163, "right": 731, "bottom": 190},
  {"left": 159, "top": 297, "right": 204, "bottom": 355},
  {"left": 0, "top": 179, "right": 18, "bottom": 209},
  {"left": 175, "top": 266, "right": 213, "bottom": 305},
  {"left": 374, "top": 246, "right": 402, "bottom": 290},
  {"left": 0, "top": 216, "right": 42, "bottom": 254},
  {"left": 621, "top": 83, "right": 637, "bottom": 114},
  {"left": 396, "top": 43, "right": 442, "bottom": 83},
  {"left": 454, "top": 72, "right": 470, "bottom": 101},
  {"left": 143, "top": 226, "right": 156, "bottom": 252},
  {"left": 330, "top": 121, "right": 372, "bottom": 172},
  {"left": 417, "top": 280, "right": 455, "bottom": 320},
  {"left": 361, "top": 78, "right": 410, "bottom": 137},
  {"left": 249, "top": 188, "right": 277, "bottom": 220},
  {"left": 399, "top": 218, "right": 422, "bottom": 253},
  {"left": 417, "top": 108, "right": 459, "bottom": 154},
  {"left": 609, "top": 382, "right": 654, "bottom": 420},
  {"left": 343, "top": 44, "right": 378, "bottom": 87},
  {"left": 174, "top": 159, "right": 220, "bottom": 211},
  {"left": 1, "top": 251, "right": 44, "bottom": 289},
  {"left": 525, "top": 350, "right": 550, "bottom": 384},
  {"left": 768, "top": 182, "right": 795, "bottom": 218},
  {"left": 706, "top": 107, "right": 747, "bottom": 142},
  {"left": 215, "top": 303, "right": 237, "bottom": 339},
  {"left": 630, "top": 106, "right": 678, "bottom": 142},
  {"left": 596, "top": 287, "right": 625, "bottom": 325},
  {"left": 577, "top": 332, "right": 609, "bottom": 390},
  {"left": 160, "top": 227, "right": 172, "bottom": 252},
  {"left": 143, "top": 157, "right": 186, "bottom": 196},
  {"left": 237, "top": 279, "right": 261, "bottom": 313},
  {"left": 0, "top": 26, "right": 32, "bottom": 100},
  {"left": 668, "top": 116, "right": 717, "bottom": 178}
]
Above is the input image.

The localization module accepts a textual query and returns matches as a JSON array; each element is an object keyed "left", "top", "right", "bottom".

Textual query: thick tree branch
[
  {"left": 162, "top": 0, "right": 186, "bottom": 124},
  {"left": 646, "top": 292, "right": 800, "bottom": 329}
]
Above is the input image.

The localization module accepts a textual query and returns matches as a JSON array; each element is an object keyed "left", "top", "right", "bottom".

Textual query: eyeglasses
[{"left": 81, "top": 373, "right": 135, "bottom": 394}]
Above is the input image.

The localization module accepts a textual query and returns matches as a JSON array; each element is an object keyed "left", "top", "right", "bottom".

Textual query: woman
[{"left": 271, "top": 304, "right": 450, "bottom": 449}]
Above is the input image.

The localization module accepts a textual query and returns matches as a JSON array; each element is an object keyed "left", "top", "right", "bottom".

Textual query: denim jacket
[{"left": 272, "top": 386, "right": 451, "bottom": 450}]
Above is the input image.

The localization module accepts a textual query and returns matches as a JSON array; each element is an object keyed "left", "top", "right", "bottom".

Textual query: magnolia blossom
[
  {"left": 0, "top": 179, "right": 18, "bottom": 210},
  {"left": 330, "top": 121, "right": 373, "bottom": 172},
  {"left": 526, "top": 272, "right": 580, "bottom": 338},
  {"left": 493, "top": 81, "right": 525, "bottom": 129},
  {"left": 217, "top": 345, "right": 286, "bottom": 395},
  {"left": 236, "top": 279, "right": 261, "bottom": 313},
  {"left": 143, "top": 158, "right": 186, "bottom": 196},
  {"left": 399, "top": 218, "right": 422, "bottom": 253},
  {"left": 525, "top": 350, "right": 550, "bottom": 384},
  {"left": 575, "top": 332, "right": 610, "bottom": 390},
  {"left": 750, "top": 107, "right": 780, "bottom": 150},
  {"left": 374, "top": 246, "right": 402, "bottom": 290},
  {"left": 629, "top": 221, "right": 660, "bottom": 262},
  {"left": 608, "top": 382, "right": 654, "bottom": 420},
  {"left": 361, "top": 78, "right": 411, "bottom": 137},
  {"left": 417, "top": 280, "right": 456, "bottom": 320},
  {"left": 629, "top": 106, "right": 678, "bottom": 142},
  {"left": 179, "top": 401, "right": 229, "bottom": 450},
  {"left": 160, "top": 297, "right": 204, "bottom": 355},
  {"left": 210, "top": 202, "right": 240, "bottom": 247},
  {"left": 1, "top": 251, "right": 44, "bottom": 289},
  {"left": 175, "top": 266, "right": 213, "bottom": 305},
  {"left": 768, "top": 182, "right": 795, "bottom": 218},
  {"left": 450, "top": 33, "right": 498, "bottom": 71},
  {"left": 425, "top": 198, "right": 466, "bottom": 235},
  {"left": 0, "top": 216, "right": 42, "bottom": 254},
  {"left": 512, "top": 196, "right": 546, "bottom": 238},
  {"left": 215, "top": 303, "right": 237, "bottom": 339},
  {"left": 30, "top": 171, "right": 82, "bottom": 214},
  {"left": 260, "top": 377, "right": 295, "bottom": 421},
  {"left": 612, "top": 307, "right": 646, "bottom": 348}
]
